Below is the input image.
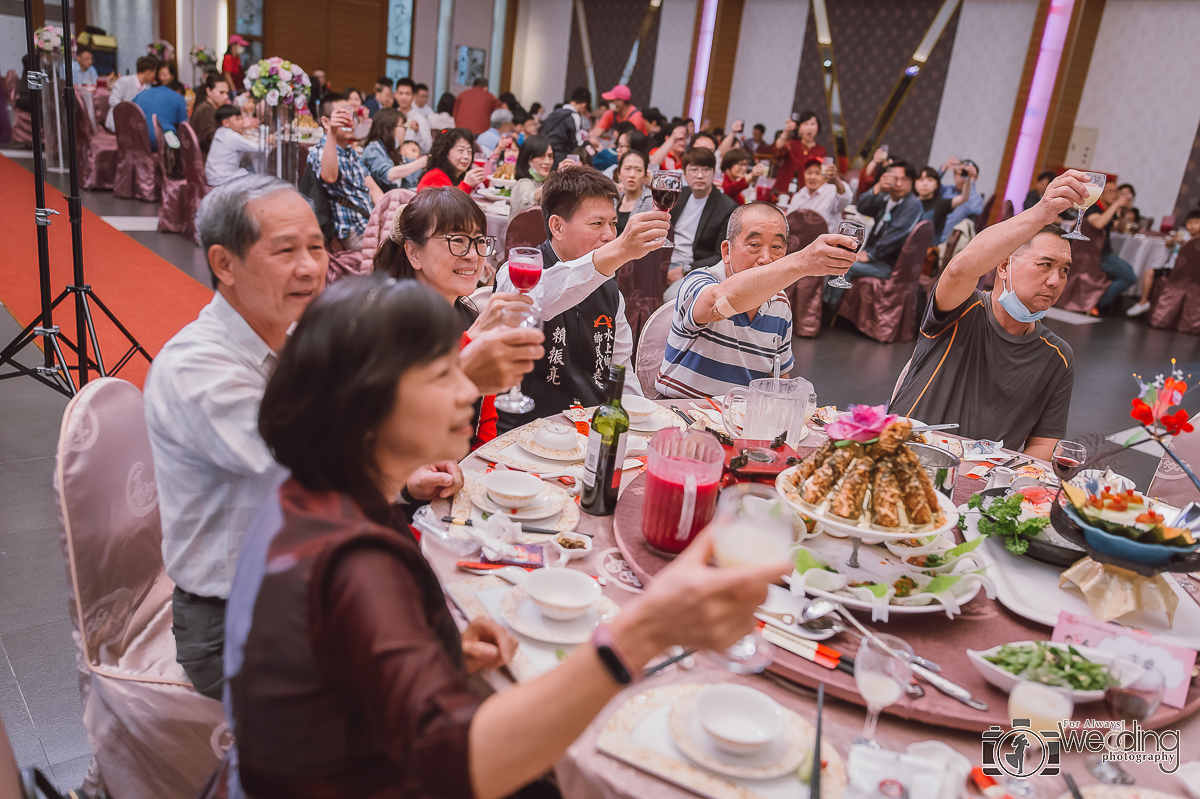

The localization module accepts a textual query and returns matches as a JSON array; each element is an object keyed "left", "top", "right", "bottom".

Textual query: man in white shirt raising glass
[{"left": 786, "top": 156, "right": 852, "bottom": 233}]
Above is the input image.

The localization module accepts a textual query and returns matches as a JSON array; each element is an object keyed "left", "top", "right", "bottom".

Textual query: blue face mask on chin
[{"left": 997, "top": 265, "right": 1047, "bottom": 323}]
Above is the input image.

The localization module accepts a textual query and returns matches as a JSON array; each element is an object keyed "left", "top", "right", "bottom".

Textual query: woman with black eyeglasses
[{"left": 373, "top": 188, "right": 545, "bottom": 446}]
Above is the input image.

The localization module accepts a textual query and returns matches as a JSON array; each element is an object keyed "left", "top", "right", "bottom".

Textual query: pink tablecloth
[{"left": 423, "top": 406, "right": 1199, "bottom": 799}]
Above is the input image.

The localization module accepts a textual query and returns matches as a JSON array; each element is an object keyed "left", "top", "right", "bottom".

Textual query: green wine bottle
[{"left": 580, "top": 365, "right": 630, "bottom": 516}]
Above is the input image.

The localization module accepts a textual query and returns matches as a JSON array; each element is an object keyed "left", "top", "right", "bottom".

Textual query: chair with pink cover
[
  {"left": 112, "top": 101, "right": 160, "bottom": 202},
  {"left": 504, "top": 206, "right": 548, "bottom": 257},
  {"left": 635, "top": 303, "right": 674, "bottom": 398},
  {"left": 976, "top": 194, "right": 995, "bottom": 231},
  {"left": 837, "top": 220, "right": 933, "bottom": 343},
  {"left": 54, "top": 378, "right": 227, "bottom": 799},
  {"left": 616, "top": 247, "right": 669, "bottom": 357},
  {"left": 73, "top": 86, "right": 118, "bottom": 190},
  {"left": 6, "top": 70, "right": 33, "bottom": 146},
  {"left": 1054, "top": 229, "right": 1109, "bottom": 313},
  {"left": 1147, "top": 426, "right": 1199, "bottom": 507},
  {"left": 1148, "top": 238, "right": 1200, "bottom": 335},
  {"left": 92, "top": 86, "right": 111, "bottom": 132},
  {"left": 154, "top": 115, "right": 188, "bottom": 234},
  {"left": 783, "top": 209, "right": 829, "bottom": 338},
  {"left": 358, "top": 187, "right": 417, "bottom": 270},
  {"left": 178, "top": 122, "right": 210, "bottom": 244}
]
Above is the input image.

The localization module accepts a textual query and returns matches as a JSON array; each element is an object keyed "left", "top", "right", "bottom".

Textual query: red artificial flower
[
  {"left": 1130, "top": 398, "right": 1154, "bottom": 426},
  {"left": 1162, "top": 409, "right": 1194, "bottom": 435}
]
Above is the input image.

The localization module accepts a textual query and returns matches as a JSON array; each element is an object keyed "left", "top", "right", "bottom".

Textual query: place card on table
[{"left": 1051, "top": 610, "right": 1196, "bottom": 708}]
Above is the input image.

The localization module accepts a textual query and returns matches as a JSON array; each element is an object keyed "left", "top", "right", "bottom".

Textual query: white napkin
[{"left": 844, "top": 744, "right": 956, "bottom": 799}]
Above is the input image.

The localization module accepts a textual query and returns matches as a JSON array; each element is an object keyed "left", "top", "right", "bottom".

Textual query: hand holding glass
[
  {"left": 708, "top": 484, "right": 794, "bottom": 674},
  {"left": 828, "top": 220, "right": 866, "bottom": 289},
  {"left": 650, "top": 170, "right": 682, "bottom": 249},
  {"left": 492, "top": 306, "right": 543, "bottom": 415},
  {"left": 1063, "top": 172, "right": 1106, "bottom": 241}
]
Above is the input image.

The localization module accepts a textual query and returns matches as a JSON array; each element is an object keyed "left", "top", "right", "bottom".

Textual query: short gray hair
[
  {"left": 490, "top": 108, "right": 514, "bottom": 128},
  {"left": 197, "top": 174, "right": 302, "bottom": 287},
  {"left": 726, "top": 201, "right": 788, "bottom": 242}
]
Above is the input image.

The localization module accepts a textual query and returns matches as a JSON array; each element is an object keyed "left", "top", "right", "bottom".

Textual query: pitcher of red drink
[{"left": 641, "top": 429, "right": 724, "bottom": 556}]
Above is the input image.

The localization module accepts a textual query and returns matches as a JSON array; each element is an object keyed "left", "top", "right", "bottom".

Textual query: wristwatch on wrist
[{"left": 592, "top": 624, "right": 637, "bottom": 685}]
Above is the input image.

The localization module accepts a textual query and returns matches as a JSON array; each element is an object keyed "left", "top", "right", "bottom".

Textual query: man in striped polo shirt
[{"left": 656, "top": 202, "right": 855, "bottom": 399}]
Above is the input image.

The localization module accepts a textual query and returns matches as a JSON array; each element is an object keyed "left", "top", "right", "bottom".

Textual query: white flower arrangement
[
  {"left": 245, "top": 56, "right": 311, "bottom": 110},
  {"left": 189, "top": 45, "right": 216, "bottom": 67},
  {"left": 34, "top": 26, "right": 65, "bottom": 54},
  {"left": 147, "top": 40, "right": 176, "bottom": 63}
]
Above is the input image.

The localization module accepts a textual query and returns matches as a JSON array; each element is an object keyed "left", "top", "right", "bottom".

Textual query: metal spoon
[
  {"left": 756, "top": 608, "right": 796, "bottom": 625},
  {"left": 801, "top": 599, "right": 943, "bottom": 673},
  {"left": 799, "top": 613, "right": 847, "bottom": 635}
]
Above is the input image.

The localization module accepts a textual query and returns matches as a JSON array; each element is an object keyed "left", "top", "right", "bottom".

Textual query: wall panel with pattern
[
  {"left": 564, "top": 0, "right": 662, "bottom": 115},
  {"left": 791, "top": 0, "right": 960, "bottom": 169}
]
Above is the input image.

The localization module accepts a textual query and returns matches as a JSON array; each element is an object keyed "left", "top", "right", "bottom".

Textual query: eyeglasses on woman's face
[{"left": 439, "top": 234, "right": 497, "bottom": 258}]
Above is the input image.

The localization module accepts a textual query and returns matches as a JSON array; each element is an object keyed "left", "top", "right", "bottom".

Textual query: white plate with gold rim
[
  {"left": 515, "top": 427, "right": 589, "bottom": 462},
  {"left": 499, "top": 586, "right": 619, "bottom": 645},
  {"left": 667, "top": 691, "right": 810, "bottom": 780},
  {"left": 468, "top": 480, "right": 567, "bottom": 521}
]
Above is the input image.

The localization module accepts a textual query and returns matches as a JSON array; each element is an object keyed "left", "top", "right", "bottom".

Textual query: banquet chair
[
  {"left": 154, "top": 115, "right": 189, "bottom": 234},
  {"left": 1054, "top": 230, "right": 1109, "bottom": 313},
  {"left": 0, "top": 76, "right": 10, "bottom": 144},
  {"left": 921, "top": 227, "right": 962, "bottom": 301},
  {"left": 783, "top": 210, "right": 828, "bottom": 338},
  {"left": 616, "top": 247, "right": 669, "bottom": 357},
  {"left": 7, "top": 70, "right": 33, "bottom": 147},
  {"left": 112, "top": 101, "right": 160, "bottom": 202},
  {"left": 54, "top": 378, "right": 228, "bottom": 799},
  {"left": 635, "top": 303, "right": 674, "bottom": 398},
  {"left": 1147, "top": 238, "right": 1200, "bottom": 335},
  {"left": 359, "top": 187, "right": 417, "bottom": 268},
  {"left": 976, "top": 194, "right": 995, "bottom": 231},
  {"left": 93, "top": 86, "right": 111, "bottom": 132},
  {"left": 73, "top": 86, "right": 118, "bottom": 190},
  {"left": 178, "top": 122, "right": 210, "bottom": 244},
  {"left": 505, "top": 206, "right": 548, "bottom": 256},
  {"left": 999, "top": 199, "right": 1014, "bottom": 223},
  {"left": 837, "top": 220, "right": 933, "bottom": 343}
]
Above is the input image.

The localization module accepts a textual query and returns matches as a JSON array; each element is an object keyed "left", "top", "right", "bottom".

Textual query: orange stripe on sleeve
[
  {"left": 1039, "top": 337, "right": 1069, "bottom": 369},
  {"left": 906, "top": 320, "right": 960, "bottom": 417}
]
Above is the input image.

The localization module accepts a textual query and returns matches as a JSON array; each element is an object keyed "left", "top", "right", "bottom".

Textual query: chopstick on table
[
  {"left": 642, "top": 648, "right": 696, "bottom": 678},
  {"left": 704, "top": 395, "right": 723, "bottom": 413},
  {"left": 1062, "top": 774, "right": 1085, "bottom": 799},
  {"left": 440, "top": 516, "right": 592, "bottom": 537},
  {"left": 811, "top": 682, "right": 824, "bottom": 799}
]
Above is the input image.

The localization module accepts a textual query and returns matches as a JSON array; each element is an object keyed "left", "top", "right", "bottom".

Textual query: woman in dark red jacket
[
  {"left": 416, "top": 127, "right": 486, "bottom": 193},
  {"left": 372, "top": 188, "right": 542, "bottom": 448}
]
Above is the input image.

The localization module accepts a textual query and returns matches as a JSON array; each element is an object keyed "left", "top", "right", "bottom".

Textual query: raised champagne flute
[
  {"left": 854, "top": 633, "right": 913, "bottom": 747},
  {"left": 650, "top": 170, "right": 682, "bottom": 249},
  {"left": 708, "top": 484, "right": 794, "bottom": 674},
  {"left": 828, "top": 220, "right": 866, "bottom": 289},
  {"left": 1064, "top": 171, "right": 1106, "bottom": 241},
  {"left": 1051, "top": 440, "right": 1087, "bottom": 483},
  {"left": 506, "top": 246, "right": 543, "bottom": 308},
  {"left": 492, "top": 306, "right": 543, "bottom": 415}
]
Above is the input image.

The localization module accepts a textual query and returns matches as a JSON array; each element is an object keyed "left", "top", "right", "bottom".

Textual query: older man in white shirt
[
  {"left": 785, "top": 156, "right": 852, "bottom": 233},
  {"left": 144, "top": 174, "right": 461, "bottom": 698},
  {"left": 105, "top": 55, "right": 157, "bottom": 131}
]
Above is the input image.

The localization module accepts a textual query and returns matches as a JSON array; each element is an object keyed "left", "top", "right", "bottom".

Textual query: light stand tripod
[{"left": 0, "top": 0, "right": 151, "bottom": 397}]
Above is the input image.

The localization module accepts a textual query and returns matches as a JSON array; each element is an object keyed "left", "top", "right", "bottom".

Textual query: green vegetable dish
[
  {"left": 983, "top": 642, "right": 1115, "bottom": 691},
  {"left": 968, "top": 492, "right": 1050, "bottom": 555}
]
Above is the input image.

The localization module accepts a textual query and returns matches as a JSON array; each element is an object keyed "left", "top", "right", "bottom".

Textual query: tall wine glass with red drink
[
  {"left": 507, "top": 246, "right": 543, "bottom": 296},
  {"left": 1052, "top": 440, "right": 1087, "bottom": 482},
  {"left": 650, "top": 170, "right": 682, "bottom": 249},
  {"left": 828, "top": 220, "right": 866, "bottom": 289}
]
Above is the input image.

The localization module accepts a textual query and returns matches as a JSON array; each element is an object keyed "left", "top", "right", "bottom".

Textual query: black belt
[{"left": 173, "top": 586, "right": 227, "bottom": 607}]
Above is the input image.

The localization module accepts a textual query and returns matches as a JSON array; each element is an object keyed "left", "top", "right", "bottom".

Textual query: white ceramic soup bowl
[
  {"left": 534, "top": 423, "right": 581, "bottom": 453},
  {"left": 693, "top": 684, "right": 785, "bottom": 755},
  {"left": 482, "top": 471, "right": 543, "bottom": 509},
  {"left": 523, "top": 568, "right": 602, "bottom": 621},
  {"left": 623, "top": 394, "right": 657, "bottom": 424}
]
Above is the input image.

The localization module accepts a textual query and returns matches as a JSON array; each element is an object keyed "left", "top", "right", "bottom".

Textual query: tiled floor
[{"left": 0, "top": 148, "right": 1197, "bottom": 791}]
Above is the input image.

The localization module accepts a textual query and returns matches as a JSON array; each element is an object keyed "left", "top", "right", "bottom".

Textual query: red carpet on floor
[{"left": 0, "top": 153, "right": 212, "bottom": 388}]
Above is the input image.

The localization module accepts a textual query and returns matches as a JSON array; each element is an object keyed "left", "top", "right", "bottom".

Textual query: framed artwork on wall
[{"left": 455, "top": 46, "right": 486, "bottom": 86}]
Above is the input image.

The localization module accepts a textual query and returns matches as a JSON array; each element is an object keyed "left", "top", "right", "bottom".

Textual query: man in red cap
[{"left": 589, "top": 84, "right": 648, "bottom": 147}]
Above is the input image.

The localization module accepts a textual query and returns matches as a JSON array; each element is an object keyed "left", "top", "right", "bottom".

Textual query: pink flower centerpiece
[
  {"left": 245, "top": 57, "right": 311, "bottom": 110},
  {"left": 824, "top": 404, "right": 898, "bottom": 444}
]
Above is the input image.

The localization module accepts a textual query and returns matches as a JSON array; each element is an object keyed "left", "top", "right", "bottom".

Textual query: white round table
[{"left": 1110, "top": 232, "right": 1171, "bottom": 296}]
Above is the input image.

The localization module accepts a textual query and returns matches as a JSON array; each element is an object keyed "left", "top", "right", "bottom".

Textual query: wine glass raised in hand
[
  {"left": 1064, "top": 172, "right": 1106, "bottom": 241},
  {"left": 1051, "top": 440, "right": 1087, "bottom": 483},
  {"left": 828, "top": 220, "right": 866, "bottom": 289},
  {"left": 708, "top": 483, "right": 794, "bottom": 674},
  {"left": 854, "top": 633, "right": 913, "bottom": 747},
  {"left": 650, "top": 170, "right": 683, "bottom": 249},
  {"left": 507, "top": 247, "right": 543, "bottom": 299},
  {"left": 492, "top": 306, "right": 543, "bottom": 415}
]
